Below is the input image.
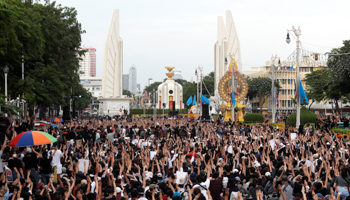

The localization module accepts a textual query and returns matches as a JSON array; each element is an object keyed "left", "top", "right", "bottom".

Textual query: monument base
[{"left": 99, "top": 97, "right": 131, "bottom": 116}]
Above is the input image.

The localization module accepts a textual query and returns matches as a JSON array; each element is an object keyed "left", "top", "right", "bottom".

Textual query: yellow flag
[
  {"left": 234, "top": 59, "right": 238, "bottom": 70},
  {"left": 229, "top": 59, "right": 233, "bottom": 72},
  {"left": 278, "top": 66, "right": 281, "bottom": 70},
  {"left": 132, "top": 95, "right": 134, "bottom": 100}
]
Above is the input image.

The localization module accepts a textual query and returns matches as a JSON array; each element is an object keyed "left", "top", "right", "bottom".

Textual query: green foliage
[
  {"left": 123, "top": 90, "right": 132, "bottom": 97},
  {"left": 0, "top": 0, "right": 86, "bottom": 116},
  {"left": 243, "top": 113, "right": 264, "bottom": 123},
  {"left": 246, "top": 77, "right": 280, "bottom": 114},
  {"left": 331, "top": 128, "right": 350, "bottom": 134},
  {"left": 144, "top": 82, "right": 162, "bottom": 95},
  {"left": 286, "top": 107, "right": 317, "bottom": 127},
  {"left": 183, "top": 82, "right": 197, "bottom": 107},
  {"left": 305, "top": 69, "right": 342, "bottom": 111},
  {"left": 202, "top": 72, "right": 214, "bottom": 97},
  {"left": 130, "top": 109, "right": 188, "bottom": 115}
]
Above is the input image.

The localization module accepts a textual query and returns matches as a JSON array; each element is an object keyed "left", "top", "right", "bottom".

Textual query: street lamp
[
  {"left": 286, "top": 26, "right": 301, "bottom": 127},
  {"left": 270, "top": 55, "right": 278, "bottom": 123},
  {"left": 3, "top": 65, "right": 9, "bottom": 104},
  {"left": 195, "top": 69, "right": 199, "bottom": 119},
  {"left": 286, "top": 33, "right": 291, "bottom": 44}
]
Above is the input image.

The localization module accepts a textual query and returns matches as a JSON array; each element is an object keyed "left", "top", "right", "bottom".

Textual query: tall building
[
  {"left": 137, "top": 84, "right": 141, "bottom": 93},
  {"left": 122, "top": 74, "right": 129, "bottom": 91},
  {"left": 129, "top": 65, "right": 137, "bottom": 94},
  {"left": 81, "top": 77, "right": 102, "bottom": 98},
  {"left": 78, "top": 47, "right": 96, "bottom": 78},
  {"left": 148, "top": 78, "right": 153, "bottom": 86},
  {"left": 172, "top": 70, "right": 183, "bottom": 80},
  {"left": 101, "top": 9, "right": 123, "bottom": 98},
  {"left": 243, "top": 50, "right": 329, "bottom": 114},
  {"left": 214, "top": 10, "right": 242, "bottom": 90}
]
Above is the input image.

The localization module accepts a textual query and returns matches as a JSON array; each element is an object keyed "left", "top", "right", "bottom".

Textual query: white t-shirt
[{"left": 51, "top": 149, "right": 63, "bottom": 174}]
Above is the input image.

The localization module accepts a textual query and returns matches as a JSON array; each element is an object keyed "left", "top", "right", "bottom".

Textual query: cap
[
  {"left": 137, "top": 187, "right": 144, "bottom": 195},
  {"left": 179, "top": 177, "right": 185, "bottom": 185},
  {"left": 62, "top": 167, "right": 67, "bottom": 173},
  {"left": 81, "top": 179, "right": 87, "bottom": 185},
  {"left": 265, "top": 172, "right": 271, "bottom": 177},
  {"left": 190, "top": 172, "right": 197, "bottom": 180},
  {"left": 235, "top": 177, "right": 241, "bottom": 182},
  {"left": 233, "top": 169, "right": 239, "bottom": 173},
  {"left": 116, "top": 187, "right": 122, "bottom": 193},
  {"left": 173, "top": 192, "right": 181, "bottom": 197},
  {"left": 149, "top": 184, "right": 159, "bottom": 190},
  {"left": 146, "top": 171, "right": 153, "bottom": 178},
  {"left": 281, "top": 175, "right": 288, "bottom": 181},
  {"left": 317, "top": 193, "right": 323, "bottom": 198}
]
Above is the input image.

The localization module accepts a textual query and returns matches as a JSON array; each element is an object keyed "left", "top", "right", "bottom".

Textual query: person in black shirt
[
  {"left": 8, "top": 150, "right": 24, "bottom": 180},
  {"left": 0, "top": 113, "right": 10, "bottom": 144},
  {"left": 40, "top": 150, "right": 52, "bottom": 185}
]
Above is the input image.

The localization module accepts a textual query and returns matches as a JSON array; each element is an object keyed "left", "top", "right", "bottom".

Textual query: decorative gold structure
[
  {"left": 165, "top": 67, "right": 175, "bottom": 80},
  {"left": 140, "top": 96, "right": 152, "bottom": 109},
  {"left": 218, "top": 70, "right": 248, "bottom": 122},
  {"left": 218, "top": 71, "right": 248, "bottom": 103}
]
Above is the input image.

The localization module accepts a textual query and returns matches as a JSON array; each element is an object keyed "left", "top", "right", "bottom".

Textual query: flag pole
[{"left": 231, "top": 68, "right": 235, "bottom": 123}]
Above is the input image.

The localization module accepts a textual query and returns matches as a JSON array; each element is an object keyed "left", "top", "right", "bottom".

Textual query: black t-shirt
[
  {"left": 102, "top": 195, "right": 115, "bottom": 200},
  {"left": 23, "top": 154, "right": 39, "bottom": 170},
  {"left": 8, "top": 158, "right": 22, "bottom": 170},
  {"left": 40, "top": 157, "right": 53, "bottom": 174},
  {"left": 0, "top": 117, "right": 10, "bottom": 132}
]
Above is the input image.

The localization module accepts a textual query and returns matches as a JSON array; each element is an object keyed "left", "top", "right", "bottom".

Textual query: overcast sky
[{"left": 54, "top": 0, "right": 350, "bottom": 89}]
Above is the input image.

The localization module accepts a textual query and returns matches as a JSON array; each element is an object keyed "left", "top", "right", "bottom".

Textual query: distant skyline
[{"left": 54, "top": 0, "right": 350, "bottom": 90}]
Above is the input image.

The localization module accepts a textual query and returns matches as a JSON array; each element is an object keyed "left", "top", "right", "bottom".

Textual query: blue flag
[
  {"left": 193, "top": 96, "right": 196, "bottom": 105},
  {"left": 299, "top": 80, "right": 309, "bottom": 104},
  {"left": 136, "top": 104, "right": 139, "bottom": 109},
  {"left": 232, "top": 90, "right": 236, "bottom": 107},
  {"left": 186, "top": 96, "right": 193, "bottom": 106},
  {"left": 201, "top": 94, "right": 210, "bottom": 104}
]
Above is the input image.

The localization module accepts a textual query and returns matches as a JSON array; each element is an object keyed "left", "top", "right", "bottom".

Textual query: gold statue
[{"left": 165, "top": 67, "right": 175, "bottom": 80}]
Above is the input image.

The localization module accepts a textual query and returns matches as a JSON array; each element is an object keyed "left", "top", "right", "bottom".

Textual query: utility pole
[
  {"left": 231, "top": 65, "right": 235, "bottom": 123},
  {"left": 271, "top": 55, "right": 278, "bottom": 123},
  {"left": 195, "top": 69, "right": 199, "bottom": 119},
  {"left": 199, "top": 66, "right": 203, "bottom": 123},
  {"left": 286, "top": 26, "right": 301, "bottom": 128}
]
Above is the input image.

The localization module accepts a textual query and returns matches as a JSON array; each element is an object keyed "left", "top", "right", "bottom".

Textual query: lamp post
[
  {"left": 198, "top": 66, "right": 203, "bottom": 123},
  {"left": 271, "top": 55, "right": 278, "bottom": 123},
  {"left": 3, "top": 65, "right": 9, "bottom": 104},
  {"left": 286, "top": 26, "right": 301, "bottom": 127},
  {"left": 231, "top": 64, "right": 235, "bottom": 123},
  {"left": 195, "top": 69, "right": 199, "bottom": 119}
]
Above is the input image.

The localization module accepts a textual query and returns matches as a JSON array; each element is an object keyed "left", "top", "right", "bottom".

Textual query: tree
[
  {"left": 144, "top": 82, "right": 162, "bottom": 95},
  {"left": 202, "top": 72, "right": 214, "bottom": 98},
  {"left": 0, "top": 0, "right": 85, "bottom": 118},
  {"left": 327, "top": 40, "right": 350, "bottom": 97},
  {"left": 305, "top": 68, "right": 343, "bottom": 112},
  {"left": 123, "top": 90, "right": 132, "bottom": 97},
  {"left": 174, "top": 79, "right": 188, "bottom": 86},
  {"left": 182, "top": 82, "right": 197, "bottom": 107},
  {"left": 246, "top": 77, "right": 280, "bottom": 114}
]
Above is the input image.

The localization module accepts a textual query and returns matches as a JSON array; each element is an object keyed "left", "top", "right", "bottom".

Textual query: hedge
[
  {"left": 286, "top": 107, "right": 317, "bottom": 127},
  {"left": 244, "top": 113, "right": 264, "bottom": 123},
  {"left": 130, "top": 108, "right": 188, "bottom": 115},
  {"left": 331, "top": 128, "right": 350, "bottom": 134}
]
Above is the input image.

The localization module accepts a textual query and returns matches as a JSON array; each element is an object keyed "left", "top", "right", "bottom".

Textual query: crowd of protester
[{"left": 0, "top": 111, "right": 350, "bottom": 200}]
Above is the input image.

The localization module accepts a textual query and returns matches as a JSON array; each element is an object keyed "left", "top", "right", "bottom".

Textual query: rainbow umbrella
[
  {"left": 51, "top": 118, "right": 63, "bottom": 122},
  {"left": 8, "top": 131, "right": 57, "bottom": 147}
]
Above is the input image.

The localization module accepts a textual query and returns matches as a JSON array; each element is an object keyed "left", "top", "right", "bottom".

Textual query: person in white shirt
[{"left": 50, "top": 145, "right": 63, "bottom": 181}]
